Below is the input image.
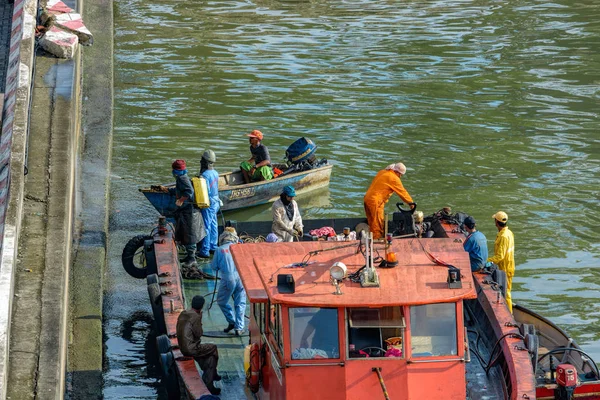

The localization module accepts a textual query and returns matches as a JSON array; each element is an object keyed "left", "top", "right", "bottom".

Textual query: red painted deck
[
  {"left": 153, "top": 229, "right": 211, "bottom": 399},
  {"left": 232, "top": 238, "right": 476, "bottom": 307}
]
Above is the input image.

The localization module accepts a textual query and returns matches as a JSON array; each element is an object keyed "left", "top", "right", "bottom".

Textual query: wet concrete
[
  {"left": 6, "top": 54, "right": 79, "bottom": 400},
  {"left": 66, "top": 0, "right": 114, "bottom": 394}
]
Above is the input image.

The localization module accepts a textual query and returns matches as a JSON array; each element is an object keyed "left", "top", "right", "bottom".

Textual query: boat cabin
[{"left": 231, "top": 237, "right": 476, "bottom": 400}]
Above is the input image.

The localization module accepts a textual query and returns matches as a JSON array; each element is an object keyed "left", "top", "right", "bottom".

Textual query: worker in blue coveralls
[
  {"left": 197, "top": 149, "right": 220, "bottom": 259},
  {"left": 161, "top": 159, "right": 206, "bottom": 268},
  {"left": 462, "top": 216, "right": 488, "bottom": 272},
  {"left": 211, "top": 227, "right": 247, "bottom": 336}
]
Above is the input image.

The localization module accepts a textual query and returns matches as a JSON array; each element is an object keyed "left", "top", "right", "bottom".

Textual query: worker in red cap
[
  {"left": 240, "top": 130, "right": 273, "bottom": 183},
  {"left": 162, "top": 160, "right": 206, "bottom": 267},
  {"left": 364, "top": 162, "right": 415, "bottom": 239},
  {"left": 487, "top": 211, "right": 515, "bottom": 312}
]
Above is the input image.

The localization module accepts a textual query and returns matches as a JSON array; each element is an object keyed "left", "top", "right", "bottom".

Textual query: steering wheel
[
  {"left": 360, "top": 346, "right": 387, "bottom": 357},
  {"left": 396, "top": 202, "right": 417, "bottom": 214}
]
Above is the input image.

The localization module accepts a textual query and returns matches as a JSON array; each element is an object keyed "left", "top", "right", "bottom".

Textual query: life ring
[
  {"left": 245, "top": 343, "right": 260, "bottom": 393},
  {"left": 121, "top": 235, "right": 153, "bottom": 279}
]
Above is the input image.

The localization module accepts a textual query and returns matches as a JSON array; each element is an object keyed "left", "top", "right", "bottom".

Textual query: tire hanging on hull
[
  {"left": 148, "top": 282, "right": 167, "bottom": 334},
  {"left": 122, "top": 235, "right": 153, "bottom": 279}
]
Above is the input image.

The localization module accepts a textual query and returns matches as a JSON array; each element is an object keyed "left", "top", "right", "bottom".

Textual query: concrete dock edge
[
  {"left": 67, "top": 0, "right": 113, "bottom": 395},
  {"left": 0, "top": 0, "right": 40, "bottom": 396}
]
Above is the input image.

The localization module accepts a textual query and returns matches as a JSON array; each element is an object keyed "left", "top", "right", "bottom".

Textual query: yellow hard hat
[{"left": 492, "top": 211, "right": 508, "bottom": 223}]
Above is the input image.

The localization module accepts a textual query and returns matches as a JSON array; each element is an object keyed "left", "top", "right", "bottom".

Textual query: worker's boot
[
  {"left": 207, "top": 384, "right": 221, "bottom": 395},
  {"left": 181, "top": 256, "right": 197, "bottom": 268},
  {"left": 223, "top": 323, "right": 235, "bottom": 333}
]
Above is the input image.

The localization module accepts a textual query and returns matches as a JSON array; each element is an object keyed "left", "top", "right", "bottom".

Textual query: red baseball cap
[
  {"left": 172, "top": 159, "right": 187, "bottom": 170},
  {"left": 247, "top": 130, "right": 263, "bottom": 140}
]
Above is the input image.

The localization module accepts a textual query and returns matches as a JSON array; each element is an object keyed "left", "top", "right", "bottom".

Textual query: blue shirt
[
  {"left": 201, "top": 169, "right": 220, "bottom": 210},
  {"left": 463, "top": 230, "right": 488, "bottom": 272},
  {"left": 211, "top": 242, "right": 240, "bottom": 279}
]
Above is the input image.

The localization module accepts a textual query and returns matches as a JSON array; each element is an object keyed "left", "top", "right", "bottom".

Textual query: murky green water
[{"left": 105, "top": 0, "right": 600, "bottom": 397}]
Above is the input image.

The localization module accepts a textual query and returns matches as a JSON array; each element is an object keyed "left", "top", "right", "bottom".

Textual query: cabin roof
[{"left": 230, "top": 238, "right": 476, "bottom": 307}]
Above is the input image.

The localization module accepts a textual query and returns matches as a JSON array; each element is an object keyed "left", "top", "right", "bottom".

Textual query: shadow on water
[{"left": 103, "top": 310, "right": 168, "bottom": 399}]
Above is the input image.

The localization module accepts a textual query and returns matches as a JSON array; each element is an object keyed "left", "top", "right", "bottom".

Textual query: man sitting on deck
[
  {"left": 272, "top": 185, "right": 303, "bottom": 242},
  {"left": 240, "top": 130, "right": 274, "bottom": 183},
  {"left": 176, "top": 296, "right": 221, "bottom": 395}
]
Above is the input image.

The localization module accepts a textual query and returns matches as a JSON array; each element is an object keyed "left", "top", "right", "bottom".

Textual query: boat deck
[
  {"left": 465, "top": 332, "right": 507, "bottom": 400},
  {"left": 182, "top": 260, "right": 252, "bottom": 400}
]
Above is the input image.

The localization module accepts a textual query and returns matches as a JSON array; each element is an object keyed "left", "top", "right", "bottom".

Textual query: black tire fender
[
  {"left": 159, "top": 351, "right": 181, "bottom": 400},
  {"left": 147, "top": 273, "right": 159, "bottom": 285},
  {"left": 148, "top": 283, "right": 167, "bottom": 334},
  {"left": 520, "top": 323, "right": 536, "bottom": 337},
  {"left": 492, "top": 268, "right": 508, "bottom": 299},
  {"left": 156, "top": 334, "right": 172, "bottom": 354},
  {"left": 122, "top": 235, "right": 153, "bottom": 279},
  {"left": 524, "top": 333, "right": 539, "bottom": 372}
]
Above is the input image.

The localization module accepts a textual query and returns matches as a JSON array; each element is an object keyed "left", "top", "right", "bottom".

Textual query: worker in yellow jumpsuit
[
  {"left": 364, "top": 163, "right": 414, "bottom": 239},
  {"left": 487, "top": 211, "right": 515, "bottom": 312}
]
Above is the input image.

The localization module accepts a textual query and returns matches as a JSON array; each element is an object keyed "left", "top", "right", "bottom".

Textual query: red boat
[{"left": 125, "top": 209, "right": 600, "bottom": 399}]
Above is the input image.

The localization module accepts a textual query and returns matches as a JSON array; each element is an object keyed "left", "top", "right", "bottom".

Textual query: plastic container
[{"left": 191, "top": 176, "right": 210, "bottom": 208}]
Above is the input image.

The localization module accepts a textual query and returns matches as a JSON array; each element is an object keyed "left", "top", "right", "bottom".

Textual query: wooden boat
[
  {"left": 129, "top": 209, "right": 600, "bottom": 399},
  {"left": 139, "top": 162, "right": 333, "bottom": 216}
]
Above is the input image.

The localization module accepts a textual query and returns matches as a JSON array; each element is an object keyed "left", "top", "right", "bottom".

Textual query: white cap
[{"left": 386, "top": 162, "right": 406, "bottom": 175}]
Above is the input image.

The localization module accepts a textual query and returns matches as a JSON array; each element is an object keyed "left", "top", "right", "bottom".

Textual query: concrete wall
[{"left": 0, "top": 0, "right": 38, "bottom": 395}]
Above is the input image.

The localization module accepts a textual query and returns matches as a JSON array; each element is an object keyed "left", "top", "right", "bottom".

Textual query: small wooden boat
[
  {"left": 127, "top": 209, "right": 600, "bottom": 399},
  {"left": 139, "top": 162, "right": 333, "bottom": 216}
]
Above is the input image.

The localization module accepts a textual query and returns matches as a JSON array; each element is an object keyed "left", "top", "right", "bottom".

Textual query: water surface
[{"left": 106, "top": 0, "right": 600, "bottom": 397}]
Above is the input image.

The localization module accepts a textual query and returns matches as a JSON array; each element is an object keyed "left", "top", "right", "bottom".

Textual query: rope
[{"left": 238, "top": 232, "right": 267, "bottom": 243}]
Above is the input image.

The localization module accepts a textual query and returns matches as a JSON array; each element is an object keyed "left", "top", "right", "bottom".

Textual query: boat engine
[
  {"left": 285, "top": 137, "right": 317, "bottom": 164},
  {"left": 555, "top": 363, "right": 578, "bottom": 400}
]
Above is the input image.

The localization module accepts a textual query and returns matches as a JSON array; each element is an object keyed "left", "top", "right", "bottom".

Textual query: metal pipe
[
  {"left": 373, "top": 367, "right": 390, "bottom": 400},
  {"left": 286, "top": 362, "right": 345, "bottom": 367},
  {"left": 407, "top": 358, "right": 464, "bottom": 364}
]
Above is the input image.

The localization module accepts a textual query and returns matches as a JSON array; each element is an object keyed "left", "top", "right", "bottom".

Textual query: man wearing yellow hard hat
[{"left": 487, "top": 211, "right": 515, "bottom": 312}]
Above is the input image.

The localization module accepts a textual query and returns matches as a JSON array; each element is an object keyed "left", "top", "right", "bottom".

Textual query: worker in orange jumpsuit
[{"left": 364, "top": 162, "right": 414, "bottom": 239}]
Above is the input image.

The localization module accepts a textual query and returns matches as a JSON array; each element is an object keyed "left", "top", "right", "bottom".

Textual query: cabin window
[
  {"left": 289, "top": 307, "right": 339, "bottom": 359},
  {"left": 347, "top": 307, "right": 405, "bottom": 358},
  {"left": 269, "top": 303, "right": 283, "bottom": 353},
  {"left": 410, "top": 303, "right": 457, "bottom": 357}
]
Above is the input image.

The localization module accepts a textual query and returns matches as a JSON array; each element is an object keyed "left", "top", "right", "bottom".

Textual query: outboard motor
[
  {"left": 555, "top": 363, "right": 578, "bottom": 400},
  {"left": 285, "top": 137, "right": 317, "bottom": 165}
]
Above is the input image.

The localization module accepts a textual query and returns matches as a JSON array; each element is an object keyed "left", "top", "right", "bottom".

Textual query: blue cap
[{"left": 282, "top": 185, "right": 296, "bottom": 197}]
